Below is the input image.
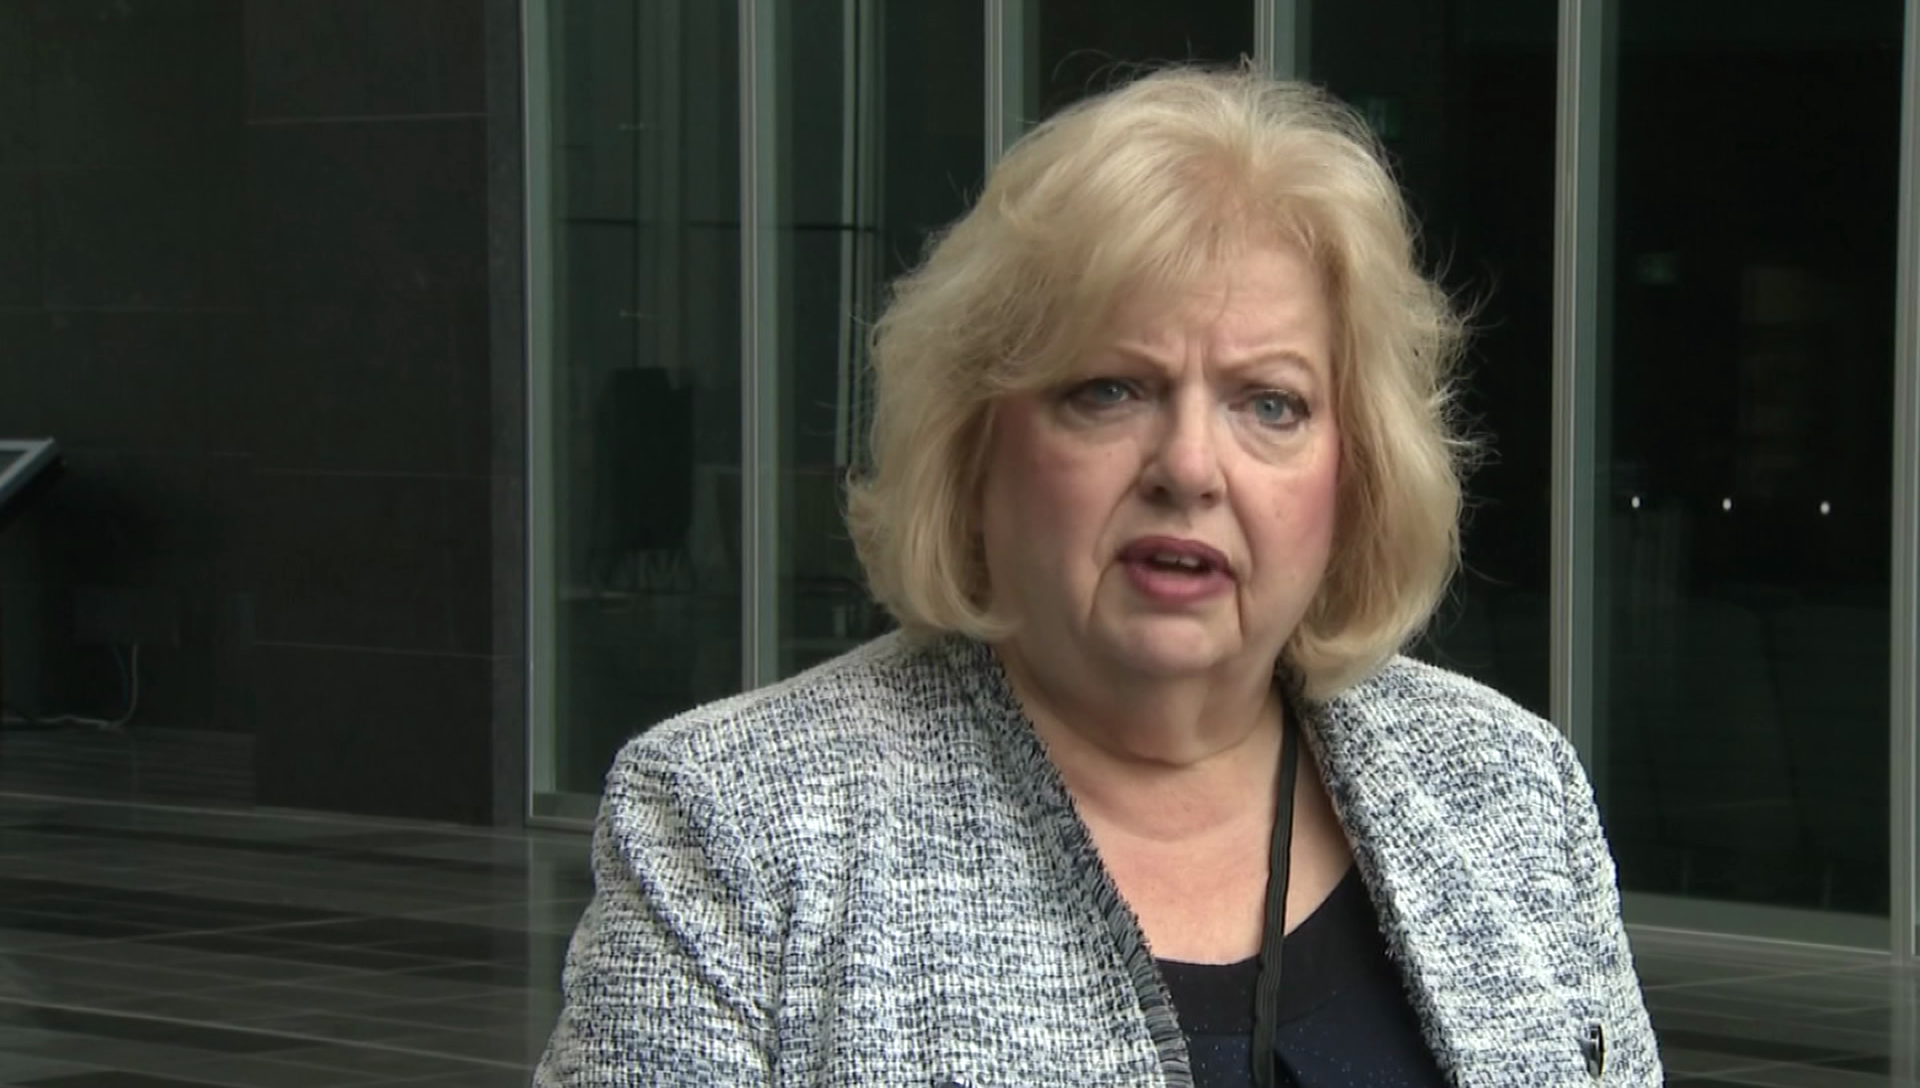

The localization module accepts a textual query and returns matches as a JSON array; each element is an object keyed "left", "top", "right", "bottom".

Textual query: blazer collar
[
  {"left": 1309, "top": 670, "right": 1574, "bottom": 1087},
  {"left": 938, "top": 635, "right": 1194, "bottom": 1088}
]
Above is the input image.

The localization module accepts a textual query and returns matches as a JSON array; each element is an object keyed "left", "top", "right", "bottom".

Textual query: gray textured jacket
[{"left": 535, "top": 633, "right": 1660, "bottom": 1086}]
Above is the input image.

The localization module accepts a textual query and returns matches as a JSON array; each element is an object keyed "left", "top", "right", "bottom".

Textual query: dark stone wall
[{"left": 0, "top": 0, "right": 525, "bottom": 825}]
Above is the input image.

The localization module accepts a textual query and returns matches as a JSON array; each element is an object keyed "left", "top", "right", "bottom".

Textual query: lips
[{"left": 1118, "top": 536, "right": 1233, "bottom": 578}]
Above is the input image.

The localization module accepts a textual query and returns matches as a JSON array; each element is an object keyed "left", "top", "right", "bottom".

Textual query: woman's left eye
[{"left": 1244, "top": 390, "right": 1307, "bottom": 427}]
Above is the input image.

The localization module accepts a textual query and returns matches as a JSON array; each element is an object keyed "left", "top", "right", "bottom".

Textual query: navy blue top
[{"left": 1157, "top": 867, "right": 1448, "bottom": 1088}]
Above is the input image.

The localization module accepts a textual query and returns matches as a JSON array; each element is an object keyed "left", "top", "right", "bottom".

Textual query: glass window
[
  {"left": 1311, "top": 2, "right": 1559, "bottom": 717},
  {"left": 1024, "top": 0, "right": 1255, "bottom": 123},
  {"left": 531, "top": 0, "right": 743, "bottom": 811},
  {"left": 1597, "top": 0, "right": 1901, "bottom": 918},
  {"left": 766, "top": 2, "right": 985, "bottom": 675}
]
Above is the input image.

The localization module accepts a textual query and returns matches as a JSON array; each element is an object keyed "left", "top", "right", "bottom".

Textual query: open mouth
[
  {"left": 1140, "top": 552, "right": 1215, "bottom": 574},
  {"left": 1119, "top": 538, "right": 1231, "bottom": 579}
]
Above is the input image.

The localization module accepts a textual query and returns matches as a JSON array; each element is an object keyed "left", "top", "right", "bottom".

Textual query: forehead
[{"left": 1105, "top": 244, "right": 1334, "bottom": 360}]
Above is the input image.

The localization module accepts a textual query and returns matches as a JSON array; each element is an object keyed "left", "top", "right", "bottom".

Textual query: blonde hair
[{"left": 846, "top": 67, "right": 1468, "bottom": 699}]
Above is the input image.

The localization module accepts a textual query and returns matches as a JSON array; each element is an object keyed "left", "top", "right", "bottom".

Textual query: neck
[{"left": 995, "top": 642, "right": 1286, "bottom": 838}]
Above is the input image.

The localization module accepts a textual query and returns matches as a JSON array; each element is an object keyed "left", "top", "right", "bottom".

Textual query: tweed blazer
[{"left": 535, "top": 632, "right": 1660, "bottom": 1087}]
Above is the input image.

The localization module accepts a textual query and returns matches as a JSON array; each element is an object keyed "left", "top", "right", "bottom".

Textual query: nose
[{"left": 1140, "top": 397, "right": 1224, "bottom": 507}]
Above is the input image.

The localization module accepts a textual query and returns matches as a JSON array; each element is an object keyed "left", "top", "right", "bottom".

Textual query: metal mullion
[
  {"left": 1255, "top": 0, "right": 1309, "bottom": 79},
  {"left": 1889, "top": 0, "right": 1920, "bottom": 969},
  {"left": 985, "top": 0, "right": 1027, "bottom": 161},
  {"left": 1551, "top": 0, "right": 1608, "bottom": 764},
  {"left": 984, "top": 0, "right": 1002, "bottom": 164},
  {"left": 740, "top": 0, "right": 783, "bottom": 687},
  {"left": 522, "top": 0, "right": 559, "bottom": 816}
]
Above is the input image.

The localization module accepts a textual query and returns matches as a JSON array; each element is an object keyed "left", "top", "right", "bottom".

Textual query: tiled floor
[
  {"left": 4, "top": 794, "right": 1920, "bottom": 1086},
  {"left": 0, "top": 795, "right": 585, "bottom": 1087},
  {"left": 1641, "top": 932, "right": 1920, "bottom": 1086}
]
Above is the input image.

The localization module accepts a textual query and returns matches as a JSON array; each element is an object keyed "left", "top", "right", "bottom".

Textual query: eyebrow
[
  {"left": 1106, "top": 344, "right": 1323, "bottom": 378},
  {"left": 1229, "top": 351, "right": 1319, "bottom": 376}
]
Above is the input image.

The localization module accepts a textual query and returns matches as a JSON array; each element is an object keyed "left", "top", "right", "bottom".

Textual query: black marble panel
[
  {"left": 240, "top": 297, "right": 489, "bottom": 477},
  {"left": 40, "top": 166, "right": 221, "bottom": 309},
  {"left": 33, "top": 0, "right": 232, "bottom": 23},
  {"left": 0, "top": 170, "right": 38, "bottom": 306},
  {"left": 0, "top": 313, "right": 53, "bottom": 433},
  {"left": 22, "top": 449, "right": 244, "bottom": 588},
  {"left": 243, "top": 0, "right": 484, "bottom": 121},
  {"left": 245, "top": 117, "right": 486, "bottom": 309},
  {"left": 251, "top": 645, "right": 492, "bottom": 822},
  {"left": 246, "top": 473, "right": 487, "bottom": 655},
  {"left": 0, "top": 0, "right": 36, "bottom": 169},
  {"left": 34, "top": 9, "right": 238, "bottom": 171},
  {"left": 27, "top": 311, "right": 208, "bottom": 452}
]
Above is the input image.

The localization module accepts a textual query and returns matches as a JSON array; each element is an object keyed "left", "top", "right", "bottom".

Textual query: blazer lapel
[{"left": 1305, "top": 689, "right": 1579, "bottom": 1088}]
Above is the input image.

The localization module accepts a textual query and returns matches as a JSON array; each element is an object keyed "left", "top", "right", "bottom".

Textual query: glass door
[
  {"left": 752, "top": 0, "right": 985, "bottom": 679},
  {"left": 1594, "top": 0, "right": 1903, "bottom": 940},
  {"left": 528, "top": 0, "right": 745, "bottom": 818},
  {"left": 1310, "top": 0, "right": 1559, "bottom": 719}
]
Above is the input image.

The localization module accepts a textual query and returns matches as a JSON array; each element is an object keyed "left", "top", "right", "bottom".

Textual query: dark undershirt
[{"left": 1156, "top": 866, "right": 1449, "bottom": 1088}]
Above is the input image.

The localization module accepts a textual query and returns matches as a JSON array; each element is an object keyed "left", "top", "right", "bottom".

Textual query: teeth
[{"left": 1152, "top": 553, "right": 1205, "bottom": 570}]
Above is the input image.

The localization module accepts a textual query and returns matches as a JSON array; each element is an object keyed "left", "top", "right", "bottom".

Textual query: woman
[{"left": 536, "top": 68, "right": 1658, "bottom": 1087}]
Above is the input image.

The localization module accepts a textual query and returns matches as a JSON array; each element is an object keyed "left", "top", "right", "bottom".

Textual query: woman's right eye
[{"left": 1067, "top": 378, "right": 1134, "bottom": 408}]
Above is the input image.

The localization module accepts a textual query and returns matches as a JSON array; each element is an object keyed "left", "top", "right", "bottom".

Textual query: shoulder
[
  {"left": 1334, "top": 655, "right": 1553, "bottom": 738},
  {"left": 599, "top": 632, "right": 989, "bottom": 839},
  {"left": 613, "top": 630, "right": 967, "bottom": 774},
  {"left": 593, "top": 632, "right": 1012, "bottom": 922},
  {"left": 1316, "top": 654, "right": 1584, "bottom": 809},
  {"left": 1330, "top": 654, "right": 1555, "bottom": 735}
]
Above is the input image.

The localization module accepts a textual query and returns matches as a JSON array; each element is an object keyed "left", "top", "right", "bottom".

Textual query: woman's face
[{"left": 978, "top": 243, "right": 1341, "bottom": 688}]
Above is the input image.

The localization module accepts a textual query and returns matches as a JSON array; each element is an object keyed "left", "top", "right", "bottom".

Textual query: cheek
[
  {"left": 980, "top": 429, "right": 1132, "bottom": 601},
  {"left": 1250, "top": 454, "right": 1342, "bottom": 576},
  {"left": 981, "top": 419, "right": 1070, "bottom": 569},
  {"left": 1299, "top": 459, "right": 1342, "bottom": 546},
  {"left": 990, "top": 423, "right": 1102, "bottom": 529}
]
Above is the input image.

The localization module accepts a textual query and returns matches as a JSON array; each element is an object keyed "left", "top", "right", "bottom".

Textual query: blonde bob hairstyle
[{"left": 845, "top": 67, "right": 1468, "bottom": 699}]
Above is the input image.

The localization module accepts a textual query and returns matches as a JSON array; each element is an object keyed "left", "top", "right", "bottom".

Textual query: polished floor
[
  {"left": 0, "top": 795, "right": 582, "bottom": 1087},
  {"left": 3, "top": 795, "right": 1920, "bottom": 1087}
]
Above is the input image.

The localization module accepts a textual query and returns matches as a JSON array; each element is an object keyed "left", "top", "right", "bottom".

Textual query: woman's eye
[
  {"left": 1069, "top": 379, "right": 1134, "bottom": 408},
  {"left": 1246, "top": 390, "right": 1306, "bottom": 428}
]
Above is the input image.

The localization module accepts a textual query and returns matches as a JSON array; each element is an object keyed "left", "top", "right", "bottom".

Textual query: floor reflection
[{"left": 2, "top": 795, "right": 1917, "bottom": 1086}]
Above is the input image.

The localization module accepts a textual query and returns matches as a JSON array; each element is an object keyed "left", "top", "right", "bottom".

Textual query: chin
[{"left": 1100, "top": 623, "right": 1234, "bottom": 678}]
